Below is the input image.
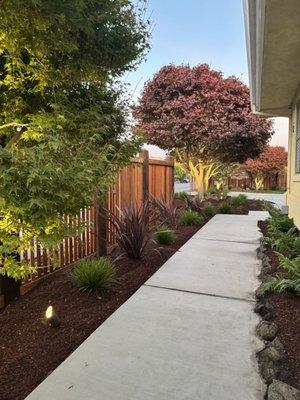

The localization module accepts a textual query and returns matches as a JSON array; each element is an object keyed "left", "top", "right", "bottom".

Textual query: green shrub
[
  {"left": 263, "top": 255, "right": 300, "bottom": 296},
  {"left": 155, "top": 225, "right": 176, "bottom": 245},
  {"left": 71, "top": 258, "right": 116, "bottom": 293},
  {"left": 217, "top": 203, "right": 232, "bottom": 214},
  {"left": 203, "top": 203, "right": 215, "bottom": 219},
  {"left": 180, "top": 210, "right": 202, "bottom": 226},
  {"left": 230, "top": 194, "right": 247, "bottom": 206},
  {"left": 175, "top": 191, "right": 188, "bottom": 200}
]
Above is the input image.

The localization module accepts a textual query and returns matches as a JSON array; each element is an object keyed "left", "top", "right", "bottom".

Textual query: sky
[{"left": 125, "top": 0, "right": 289, "bottom": 156}]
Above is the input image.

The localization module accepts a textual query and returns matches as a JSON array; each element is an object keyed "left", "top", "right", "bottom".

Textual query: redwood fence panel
[{"left": 0, "top": 151, "right": 174, "bottom": 303}]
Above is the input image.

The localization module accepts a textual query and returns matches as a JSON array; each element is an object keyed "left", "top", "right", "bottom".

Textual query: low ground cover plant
[
  {"left": 230, "top": 194, "right": 247, "bottom": 206},
  {"left": 71, "top": 258, "right": 116, "bottom": 294},
  {"left": 155, "top": 225, "right": 176, "bottom": 245},
  {"left": 180, "top": 210, "right": 202, "bottom": 226},
  {"left": 217, "top": 203, "right": 232, "bottom": 214},
  {"left": 263, "top": 254, "right": 300, "bottom": 296}
]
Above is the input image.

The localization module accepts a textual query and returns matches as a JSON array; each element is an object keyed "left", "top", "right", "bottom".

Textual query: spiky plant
[
  {"left": 202, "top": 203, "right": 215, "bottom": 219},
  {"left": 230, "top": 194, "right": 247, "bottom": 206},
  {"left": 186, "top": 196, "right": 204, "bottom": 213},
  {"left": 174, "top": 191, "right": 188, "bottom": 200},
  {"left": 149, "top": 195, "right": 178, "bottom": 229},
  {"left": 71, "top": 258, "right": 116, "bottom": 294},
  {"left": 180, "top": 210, "right": 202, "bottom": 226},
  {"left": 107, "top": 201, "right": 156, "bottom": 260},
  {"left": 263, "top": 255, "right": 300, "bottom": 295},
  {"left": 217, "top": 203, "right": 232, "bottom": 214},
  {"left": 155, "top": 225, "right": 176, "bottom": 245}
]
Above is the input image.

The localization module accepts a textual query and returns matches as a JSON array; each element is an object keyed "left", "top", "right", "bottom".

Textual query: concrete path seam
[
  {"left": 184, "top": 237, "right": 259, "bottom": 245},
  {"left": 143, "top": 283, "right": 256, "bottom": 303}
]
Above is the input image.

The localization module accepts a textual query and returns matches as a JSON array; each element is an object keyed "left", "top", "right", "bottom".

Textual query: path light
[{"left": 45, "top": 305, "right": 60, "bottom": 327}]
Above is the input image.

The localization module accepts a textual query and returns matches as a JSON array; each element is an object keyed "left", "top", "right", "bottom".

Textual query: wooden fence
[
  {"left": 228, "top": 172, "right": 287, "bottom": 191},
  {"left": 0, "top": 151, "right": 174, "bottom": 307}
]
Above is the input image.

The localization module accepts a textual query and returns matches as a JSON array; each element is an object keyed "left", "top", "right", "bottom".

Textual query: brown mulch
[
  {"left": 258, "top": 220, "right": 300, "bottom": 390},
  {"left": 0, "top": 224, "right": 201, "bottom": 400},
  {"left": 0, "top": 199, "right": 265, "bottom": 400}
]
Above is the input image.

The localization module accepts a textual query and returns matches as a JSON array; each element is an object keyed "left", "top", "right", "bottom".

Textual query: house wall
[{"left": 286, "top": 87, "right": 300, "bottom": 228}]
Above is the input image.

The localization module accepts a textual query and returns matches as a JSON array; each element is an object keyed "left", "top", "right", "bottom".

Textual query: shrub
[
  {"left": 202, "top": 203, "right": 215, "bottom": 219},
  {"left": 230, "top": 194, "right": 247, "bottom": 206},
  {"left": 174, "top": 191, "right": 188, "bottom": 200},
  {"left": 217, "top": 203, "right": 232, "bottom": 214},
  {"left": 263, "top": 255, "right": 300, "bottom": 296},
  {"left": 71, "top": 258, "right": 116, "bottom": 294},
  {"left": 186, "top": 196, "right": 204, "bottom": 213},
  {"left": 149, "top": 196, "right": 177, "bottom": 228},
  {"left": 107, "top": 201, "right": 155, "bottom": 259},
  {"left": 155, "top": 226, "right": 176, "bottom": 245},
  {"left": 180, "top": 210, "right": 202, "bottom": 226}
]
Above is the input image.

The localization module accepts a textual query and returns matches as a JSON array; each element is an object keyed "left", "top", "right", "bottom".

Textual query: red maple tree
[
  {"left": 134, "top": 64, "right": 273, "bottom": 163},
  {"left": 243, "top": 146, "right": 287, "bottom": 177}
]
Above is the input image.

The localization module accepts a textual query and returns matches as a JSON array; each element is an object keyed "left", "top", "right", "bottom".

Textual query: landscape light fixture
[{"left": 45, "top": 305, "right": 60, "bottom": 327}]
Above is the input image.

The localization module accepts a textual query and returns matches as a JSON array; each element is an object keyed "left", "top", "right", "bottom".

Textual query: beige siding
[{"left": 286, "top": 88, "right": 300, "bottom": 228}]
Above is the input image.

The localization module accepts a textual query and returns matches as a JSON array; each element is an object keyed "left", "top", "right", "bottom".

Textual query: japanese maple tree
[{"left": 134, "top": 64, "right": 274, "bottom": 194}]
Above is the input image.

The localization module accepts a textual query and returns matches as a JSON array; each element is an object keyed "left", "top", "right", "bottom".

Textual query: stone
[
  {"left": 268, "top": 380, "right": 300, "bottom": 400},
  {"left": 255, "top": 300, "right": 273, "bottom": 318},
  {"left": 257, "top": 321, "right": 278, "bottom": 341},
  {"left": 256, "top": 285, "right": 266, "bottom": 300},
  {"left": 257, "top": 339, "right": 285, "bottom": 384}
]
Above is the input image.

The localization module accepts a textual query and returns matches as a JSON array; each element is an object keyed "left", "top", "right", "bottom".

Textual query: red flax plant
[{"left": 107, "top": 200, "right": 157, "bottom": 260}]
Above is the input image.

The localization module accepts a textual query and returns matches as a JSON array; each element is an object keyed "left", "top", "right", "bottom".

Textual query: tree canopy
[
  {"left": 243, "top": 146, "right": 287, "bottom": 176},
  {"left": 134, "top": 64, "right": 274, "bottom": 163},
  {"left": 0, "top": 0, "right": 150, "bottom": 278}
]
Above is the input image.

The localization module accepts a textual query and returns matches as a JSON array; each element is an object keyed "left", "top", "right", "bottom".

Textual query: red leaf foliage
[
  {"left": 243, "top": 146, "right": 287, "bottom": 175},
  {"left": 134, "top": 64, "right": 274, "bottom": 163}
]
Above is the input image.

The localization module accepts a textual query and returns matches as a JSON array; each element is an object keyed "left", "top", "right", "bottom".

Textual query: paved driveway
[{"left": 229, "top": 191, "right": 285, "bottom": 208}]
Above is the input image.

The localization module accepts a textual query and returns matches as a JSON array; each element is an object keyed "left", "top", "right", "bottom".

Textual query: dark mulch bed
[
  {"left": 0, "top": 224, "right": 201, "bottom": 400},
  {"left": 0, "top": 198, "right": 265, "bottom": 400},
  {"left": 258, "top": 220, "right": 300, "bottom": 390}
]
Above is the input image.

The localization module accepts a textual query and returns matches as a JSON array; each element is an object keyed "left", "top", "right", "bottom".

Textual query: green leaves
[
  {"left": 263, "top": 255, "right": 300, "bottom": 296},
  {"left": 0, "top": 1, "right": 149, "bottom": 278}
]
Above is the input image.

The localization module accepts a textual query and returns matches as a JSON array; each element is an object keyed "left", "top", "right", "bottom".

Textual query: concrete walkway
[{"left": 26, "top": 213, "right": 267, "bottom": 400}]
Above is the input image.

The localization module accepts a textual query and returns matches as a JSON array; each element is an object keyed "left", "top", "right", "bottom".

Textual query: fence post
[
  {"left": 168, "top": 156, "right": 175, "bottom": 199},
  {"left": 96, "top": 198, "right": 108, "bottom": 257},
  {"left": 141, "top": 149, "right": 149, "bottom": 202}
]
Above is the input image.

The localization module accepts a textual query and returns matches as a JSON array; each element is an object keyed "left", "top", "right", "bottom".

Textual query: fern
[{"left": 263, "top": 255, "right": 300, "bottom": 296}]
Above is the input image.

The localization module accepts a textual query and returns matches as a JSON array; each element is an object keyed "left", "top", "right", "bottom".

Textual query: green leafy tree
[{"left": 0, "top": 0, "right": 150, "bottom": 278}]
